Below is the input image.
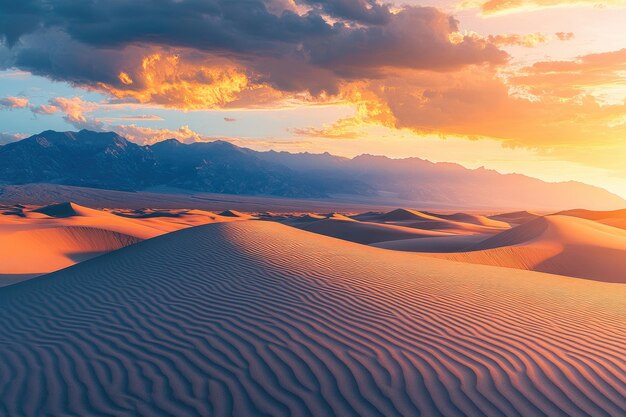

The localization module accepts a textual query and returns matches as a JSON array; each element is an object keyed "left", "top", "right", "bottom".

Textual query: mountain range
[{"left": 0, "top": 129, "right": 623, "bottom": 210}]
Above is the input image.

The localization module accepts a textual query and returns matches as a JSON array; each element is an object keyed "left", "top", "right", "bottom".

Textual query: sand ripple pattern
[{"left": 0, "top": 221, "right": 624, "bottom": 416}]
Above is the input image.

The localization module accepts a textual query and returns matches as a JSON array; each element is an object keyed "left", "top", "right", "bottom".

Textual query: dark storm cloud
[{"left": 0, "top": 0, "right": 507, "bottom": 97}]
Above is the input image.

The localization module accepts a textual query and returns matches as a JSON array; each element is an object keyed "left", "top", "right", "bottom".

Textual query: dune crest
[{"left": 0, "top": 221, "right": 623, "bottom": 416}]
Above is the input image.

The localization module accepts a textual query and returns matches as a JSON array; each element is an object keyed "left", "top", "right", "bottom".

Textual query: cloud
[
  {"left": 105, "top": 115, "right": 164, "bottom": 121},
  {"left": 97, "top": 52, "right": 253, "bottom": 110},
  {"left": 30, "top": 104, "right": 60, "bottom": 115},
  {"left": 487, "top": 33, "right": 549, "bottom": 48},
  {"left": 111, "top": 124, "right": 210, "bottom": 145},
  {"left": 0, "top": 96, "right": 29, "bottom": 109},
  {"left": 462, "top": 0, "right": 624, "bottom": 15},
  {"left": 48, "top": 96, "right": 104, "bottom": 130},
  {"left": 0, "top": 1, "right": 507, "bottom": 106},
  {"left": 509, "top": 48, "right": 626, "bottom": 100},
  {"left": 555, "top": 32, "right": 575, "bottom": 41}
]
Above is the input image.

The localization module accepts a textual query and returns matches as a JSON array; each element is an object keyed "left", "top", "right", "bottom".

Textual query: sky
[{"left": 0, "top": 0, "right": 625, "bottom": 197}]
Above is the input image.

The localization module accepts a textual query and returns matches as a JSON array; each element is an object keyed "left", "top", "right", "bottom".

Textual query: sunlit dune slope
[
  {"left": 0, "top": 226, "right": 140, "bottom": 285},
  {"left": 0, "top": 221, "right": 623, "bottom": 417},
  {"left": 557, "top": 208, "right": 626, "bottom": 230},
  {"left": 431, "top": 215, "right": 626, "bottom": 283},
  {"left": 27, "top": 202, "right": 173, "bottom": 239},
  {"left": 299, "top": 218, "right": 450, "bottom": 244}
]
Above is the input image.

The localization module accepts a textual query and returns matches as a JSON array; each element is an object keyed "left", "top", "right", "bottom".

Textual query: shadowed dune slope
[
  {"left": 432, "top": 215, "right": 626, "bottom": 283},
  {"left": 0, "top": 221, "right": 624, "bottom": 417},
  {"left": 488, "top": 211, "right": 541, "bottom": 225},
  {"left": 372, "top": 234, "right": 489, "bottom": 252},
  {"left": 299, "top": 218, "right": 450, "bottom": 244},
  {"left": 405, "top": 219, "right": 506, "bottom": 235},
  {"left": 32, "top": 201, "right": 103, "bottom": 218}
]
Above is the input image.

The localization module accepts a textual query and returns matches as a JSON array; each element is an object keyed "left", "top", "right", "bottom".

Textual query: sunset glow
[{"left": 1, "top": 0, "right": 625, "bottom": 196}]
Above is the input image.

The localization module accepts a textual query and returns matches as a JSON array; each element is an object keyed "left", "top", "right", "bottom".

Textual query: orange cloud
[
  {"left": 0, "top": 97, "right": 29, "bottom": 109},
  {"left": 111, "top": 124, "right": 210, "bottom": 145},
  {"left": 30, "top": 104, "right": 60, "bottom": 115},
  {"left": 48, "top": 97, "right": 103, "bottom": 130},
  {"left": 509, "top": 48, "right": 626, "bottom": 100},
  {"left": 487, "top": 33, "right": 549, "bottom": 48},
  {"left": 292, "top": 83, "right": 395, "bottom": 139},
  {"left": 306, "top": 47, "right": 626, "bottom": 174},
  {"left": 555, "top": 32, "right": 575, "bottom": 41},
  {"left": 98, "top": 53, "right": 257, "bottom": 110},
  {"left": 463, "top": 0, "right": 624, "bottom": 15}
]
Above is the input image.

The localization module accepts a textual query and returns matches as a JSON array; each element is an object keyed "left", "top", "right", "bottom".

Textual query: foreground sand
[{"left": 0, "top": 221, "right": 623, "bottom": 416}]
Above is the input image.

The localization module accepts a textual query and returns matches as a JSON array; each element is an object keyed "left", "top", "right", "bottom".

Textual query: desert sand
[
  {"left": 0, "top": 220, "right": 623, "bottom": 416},
  {"left": 0, "top": 202, "right": 242, "bottom": 283},
  {"left": 557, "top": 208, "right": 626, "bottom": 230},
  {"left": 298, "top": 218, "right": 451, "bottom": 244},
  {"left": 356, "top": 208, "right": 510, "bottom": 235},
  {"left": 428, "top": 215, "right": 626, "bottom": 283}
]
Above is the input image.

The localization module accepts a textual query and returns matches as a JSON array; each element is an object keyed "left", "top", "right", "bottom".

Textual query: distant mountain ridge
[{"left": 0, "top": 129, "right": 623, "bottom": 210}]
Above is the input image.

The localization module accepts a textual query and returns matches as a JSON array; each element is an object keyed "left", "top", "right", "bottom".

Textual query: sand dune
[
  {"left": 297, "top": 213, "right": 326, "bottom": 221},
  {"left": 431, "top": 215, "right": 626, "bottom": 283},
  {"left": 0, "top": 226, "right": 140, "bottom": 285},
  {"left": 299, "top": 218, "right": 450, "bottom": 244},
  {"left": 433, "top": 212, "right": 510, "bottom": 228},
  {"left": 557, "top": 208, "right": 626, "bottom": 230},
  {"left": 32, "top": 201, "right": 105, "bottom": 218},
  {"left": 0, "top": 221, "right": 623, "bottom": 416},
  {"left": 325, "top": 212, "right": 355, "bottom": 221},
  {"left": 368, "top": 208, "right": 509, "bottom": 235},
  {"left": 488, "top": 210, "right": 541, "bottom": 225},
  {"left": 25, "top": 202, "right": 171, "bottom": 239},
  {"left": 556, "top": 208, "right": 626, "bottom": 221},
  {"left": 372, "top": 234, "right": 489, "bottom": 252},
  {"left": 219, "top": 209, "right": 254, "bottom": 219},
  {"left": 378, "top": 208, "right": 442, "bottom": 222},
  {"left": 405, "top": 219, "right": 506, "bottom": 235},
  {"left": 0, "top": 202, "right": 246, "bottom": 281}
]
